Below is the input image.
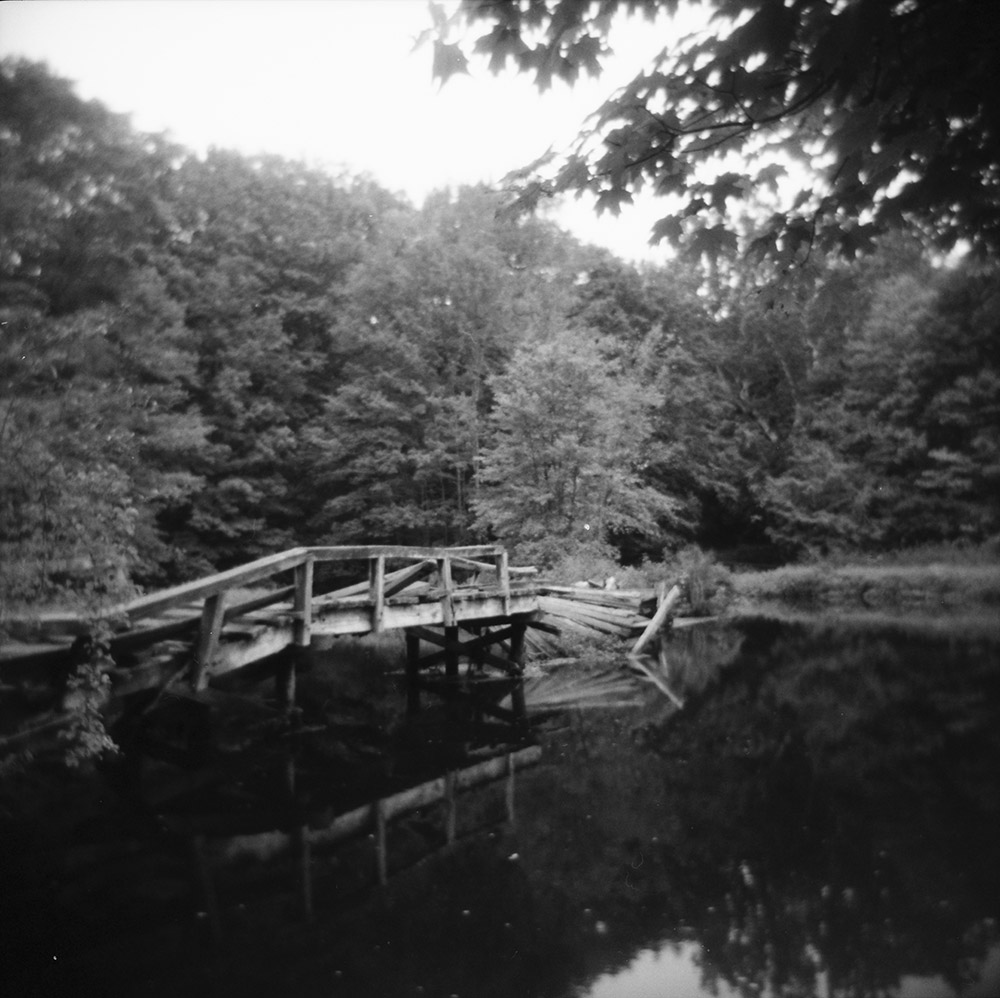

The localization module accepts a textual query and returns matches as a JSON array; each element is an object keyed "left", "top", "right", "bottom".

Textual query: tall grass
[{"left": 733, "top": 561, "right": 1000, "bottom": 611}]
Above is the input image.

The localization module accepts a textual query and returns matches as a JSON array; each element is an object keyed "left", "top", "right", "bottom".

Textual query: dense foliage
[
  {"left": 433, "top": 0, "right": 1000, "bottom": 269},
  {"left": 1, "top": 60, "right": 998, "bottom": 617}
]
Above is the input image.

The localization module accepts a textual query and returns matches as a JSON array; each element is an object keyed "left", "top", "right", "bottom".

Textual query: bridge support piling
[{"left": 405, "top": 632, "right": 421, "bottom": 714}]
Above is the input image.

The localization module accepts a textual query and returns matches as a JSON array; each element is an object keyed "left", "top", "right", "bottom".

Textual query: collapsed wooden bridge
[
  {"left": 1, "top": 544, "right": 685, "bottom": 754},
  {"left": 3, "top": 545, "right": 542, "bottom": 718}
]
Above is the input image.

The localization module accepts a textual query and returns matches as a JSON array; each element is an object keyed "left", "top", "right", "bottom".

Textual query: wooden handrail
[
  {"left": 118, "top": 548, "right": 312, "bottom": 624},
  {"left": 117, "top": 545, "right": 513, "bottom": 627}
]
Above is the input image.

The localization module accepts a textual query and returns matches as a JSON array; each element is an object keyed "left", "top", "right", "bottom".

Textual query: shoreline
[{"left": 726, "top": 562, "right": 1000, "bottom": 617}]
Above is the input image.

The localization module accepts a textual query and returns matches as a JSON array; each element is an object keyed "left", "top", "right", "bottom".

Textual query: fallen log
[{"left": 630, "top": 584, "right": 682, "bottom": 656}]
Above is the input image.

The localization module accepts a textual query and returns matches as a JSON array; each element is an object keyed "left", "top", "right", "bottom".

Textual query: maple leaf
[{"left": 432, "top": 40, "right": 470, "bottom": 85}]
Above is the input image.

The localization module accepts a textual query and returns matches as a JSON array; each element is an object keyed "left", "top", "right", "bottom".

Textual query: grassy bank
[
  {"left": 730, "top": 563, "right": 1000, "bottom": 614},
  {"left": 535, "top": 541, "right": 1000, "bottom": 618}
]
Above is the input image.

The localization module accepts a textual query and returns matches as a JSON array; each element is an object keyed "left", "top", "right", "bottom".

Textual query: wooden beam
[
  {"left": 193, "top": 593, "right": 227, "bottom": 690},
  {"left": 406, "top": 625, "right": 522, "bottom": 675},
  {"left": 630, "top": 584, "right": 682, "bottom": 655},
  {"left": 438, "top": 557, "right": 455, "bottom": 627},
  {"left": 312, "top": 560, "right": 435, "bottom": 605},
  {"left": 497, "top": 549, "right": 511, "bottom": 617},
  {"left": 122, "top": 548, "right": 311, "bottom": 625},
  {"left": 370, "top": 554, "right": 386, "bottom": 633},
  {"left": 306, "top": 544, "right": 503, "bottom": 563},
  {"left": 293, "top": 559, "right": 313, "bottom": 647}
]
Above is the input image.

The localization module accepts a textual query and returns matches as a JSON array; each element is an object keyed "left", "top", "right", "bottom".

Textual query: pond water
[{"left": 3, "top": 614, "right": 999, "bottom": 998}]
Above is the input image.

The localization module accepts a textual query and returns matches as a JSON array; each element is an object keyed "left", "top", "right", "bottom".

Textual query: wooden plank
[
  {"left": 193, "top": 593, "right": 227, "bottom": 691},
  {"left": 538, "top": 599, "right": 637, "bottom": 637},
  {"left": 106, "top": 586, "right": 296, "bottom": 656},
  {"left": 497, "top": 549, "right": 511, "bottom": 617},
  {"left": 631, "top": 584, "right": 682, "bottom": 655},
  {"left": 294, "top": 559, "right": 314, "bottom": 647},
  {"left": 306, "top": 545, "right": 503, "bottom": 562},
  {"left": 370, "top": 554, "right": 386, "bottom": 633},
  {"left": 121, "top": 548, "right": 311, "bottom": 624},
  {"left": 314, "top": 560, "right": 436, "bottom": 606},
  {"left": 406, "top": 625, "right": 521, "bottom": 675},
  {"left": 538, "top": 596, "right": 642, "bottom": 633},
  {"left": 438, "top": 557, "right": 455, "bottom": 627},
  {"left": 538, "top": 596, "right": 642, "bottom": 626},
  {"left": 538, "top": 585, "right": 655, "bottom": 610}
]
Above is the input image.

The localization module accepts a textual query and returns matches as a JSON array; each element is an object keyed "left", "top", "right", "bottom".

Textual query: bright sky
[{"left": 0, "top": 0, "right": 702, "bottom": 263}]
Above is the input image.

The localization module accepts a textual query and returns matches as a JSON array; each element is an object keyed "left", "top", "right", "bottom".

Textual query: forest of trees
[{"left": 1, "top": 59, "right": 998, "bottom": 615}]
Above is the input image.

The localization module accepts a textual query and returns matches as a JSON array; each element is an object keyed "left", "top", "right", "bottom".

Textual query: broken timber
[{"left": 0, "top": 546, "right": 541, "bottom": 737}]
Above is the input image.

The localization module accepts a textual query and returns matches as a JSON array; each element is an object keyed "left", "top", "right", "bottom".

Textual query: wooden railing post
[
  {"left": 369, "top": 554, "right": 386, "bottom": 633},
  {"left": 293, "top": 557, "right": 314, "bottom": 647},
  {"left": 496, "top": 549, "right": 511, "bottom": 617},
  {"left": 193, "top": 592, "right": 227, "bottom": 691},
  {"left": 278, "top": 557, "right": 313, "bottom": 710},
  {"left": 438, "top": 556, "right": 455, "bottom": 627}
]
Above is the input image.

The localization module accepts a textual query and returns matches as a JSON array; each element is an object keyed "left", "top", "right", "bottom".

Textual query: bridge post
[
  {"left": 496, "top": 549, "right": 511, "bottom": 617},
  {"left": 193, "top": 593, "right": 227, "bottom": 691},
  {"left": 277, "top": 557, "right": 313, "bottom": 711},
  {"left": 438, "top": 556, "right": 455, "bottom": 626},
  {"left": 369, "top": 554, "right": 386, "bottom": 632}
]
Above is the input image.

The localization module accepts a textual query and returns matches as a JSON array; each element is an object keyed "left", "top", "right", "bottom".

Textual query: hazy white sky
[{"left": 0, "top": 0, "right": 702, "bottom": 262}]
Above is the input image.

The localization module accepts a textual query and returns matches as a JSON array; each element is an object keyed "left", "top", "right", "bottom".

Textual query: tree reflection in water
[
  {"left": 521, "top": 617, "right": 1000, "bottom": 998},
  {"left": 3, "top": 618, "right": 998, "bottom": 998}
]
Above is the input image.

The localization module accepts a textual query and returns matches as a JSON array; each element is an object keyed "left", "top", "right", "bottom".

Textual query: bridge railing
[
  {"left": 107, "top": 545, "right": 533, "bottom": 689},
  {"left": 2, "top": 545, "right": 537, "bottom": 688}
]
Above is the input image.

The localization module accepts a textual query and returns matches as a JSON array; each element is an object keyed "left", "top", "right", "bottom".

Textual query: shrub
[{"left": 667, "top": 545, "right": 733, "bottom": 615}]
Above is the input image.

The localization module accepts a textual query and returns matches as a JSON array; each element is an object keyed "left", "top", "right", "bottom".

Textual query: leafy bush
[{"left": 666, "top": 546, "right": 733, "bottom": 615}]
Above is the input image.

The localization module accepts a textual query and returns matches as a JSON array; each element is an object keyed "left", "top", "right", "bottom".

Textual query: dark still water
[{"left": 3, "top": 616, "right": 999, "bottom": 998}]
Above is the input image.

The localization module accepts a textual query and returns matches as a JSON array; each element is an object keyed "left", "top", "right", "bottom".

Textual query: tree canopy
[
  {"left": 432, "top": 0, "right": 1000, "bottom": 271},
  {"left": 1, "top": 60, "right": 998, "bottom": 622}
]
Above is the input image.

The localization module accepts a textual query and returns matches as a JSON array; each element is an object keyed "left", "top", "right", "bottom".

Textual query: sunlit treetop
[{"left": 429, "top": 0, "right": 1000, "bottom": 273}]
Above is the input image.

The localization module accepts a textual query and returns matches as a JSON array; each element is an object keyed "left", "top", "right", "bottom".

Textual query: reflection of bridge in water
[
  {"left": 46, "top": 739, "right": 543, "bottom": 991},
  {"left": 193, "top": 744, "right": 543, "bottom": 928}
]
